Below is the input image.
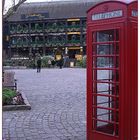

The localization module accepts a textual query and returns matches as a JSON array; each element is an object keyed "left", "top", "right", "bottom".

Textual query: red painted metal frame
[
  {"left": 87, "top": 1, "right": 138, "bottom": 140},
  {"left": 128, "top": 2, "right": 138, "bottom": 140}
]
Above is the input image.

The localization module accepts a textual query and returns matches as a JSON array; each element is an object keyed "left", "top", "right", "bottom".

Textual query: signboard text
[{"left": 92, "top": 10, "right": 123, "bottom": 21}]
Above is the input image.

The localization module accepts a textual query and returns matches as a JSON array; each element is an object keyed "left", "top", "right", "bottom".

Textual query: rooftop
[{"left": 7, "top": 0, "right": 102, "bottom": 22}]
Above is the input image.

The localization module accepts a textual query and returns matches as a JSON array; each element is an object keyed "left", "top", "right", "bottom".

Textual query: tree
[{"left": 3, "top": 0, "right": 27, "bottom": 19}]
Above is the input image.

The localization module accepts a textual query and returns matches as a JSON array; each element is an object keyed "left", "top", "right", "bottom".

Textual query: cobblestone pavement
[{"left": 3, "top": 68, "right": 86, "bottom": 140}]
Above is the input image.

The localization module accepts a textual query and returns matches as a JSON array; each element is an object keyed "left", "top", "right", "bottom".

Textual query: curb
[
  {"left": 3, "top": 93, "right": 31, "bottom": 111},
  {"left": 3, "top": 66, "right": 27, "bottom": 69}
]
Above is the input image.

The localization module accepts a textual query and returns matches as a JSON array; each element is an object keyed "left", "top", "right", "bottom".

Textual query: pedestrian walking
[
  {"left": 36, "top": 53, "right": 42, "bottom": 72},
  {"left": 58, "top": 57, "right": 64, "bottom": 69},
  {"left": 63, "top": 55, "right": 69, "bottom": 67},
  {"left": 37, "top": 58, "right": 42, "bottom": 72}
]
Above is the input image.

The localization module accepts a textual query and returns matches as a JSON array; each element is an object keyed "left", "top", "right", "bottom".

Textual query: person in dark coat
[
  {"left": 58, "top": 57, "right": 64, "bottom": 69},
  {"left": 37, "top": 58, "right": 42, "bottom": 73},
  {"left": 51, "top": 59, "right": 56, "bottom": 67}
]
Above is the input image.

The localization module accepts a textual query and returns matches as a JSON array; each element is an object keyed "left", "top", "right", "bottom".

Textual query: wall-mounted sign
[
  {"left": 21, "top": 13, "right": 49, "bottom": 20},
  {"left": 92, "top": 10, "right": 123, "bottom": 21},
  {"left": 132, "top": 10, "right": 138, "bottom": 17}
]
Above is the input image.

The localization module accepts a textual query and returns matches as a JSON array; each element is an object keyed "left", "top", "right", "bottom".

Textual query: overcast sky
[
  {"left": 4, "top": 0, "right": 135, "bottom": 14},
  {"left": 4, "top": 0, "right": 76, "bottom": 14},
  {"left": 25, "top": 0, "right": 136, "bottom": 3},
  {"left": 26, "top": 0, "right": 75, "bottom": 2},
  {"left": 4, "top": 0, "right": 75, "bottom": 13}
]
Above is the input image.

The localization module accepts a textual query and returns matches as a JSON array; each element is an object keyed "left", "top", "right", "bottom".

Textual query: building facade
[{"left": 4, "top": 0, "right": 101, "bottom": 61}]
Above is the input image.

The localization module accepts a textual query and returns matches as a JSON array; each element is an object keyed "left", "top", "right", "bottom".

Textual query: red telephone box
[{"left": 87, "top": 1, "right": 138, "bottom": 140}]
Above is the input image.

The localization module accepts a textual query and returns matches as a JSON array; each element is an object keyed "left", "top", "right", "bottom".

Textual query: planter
[{"left": 3, "top": 93, "right": 31, "bottom": 111}]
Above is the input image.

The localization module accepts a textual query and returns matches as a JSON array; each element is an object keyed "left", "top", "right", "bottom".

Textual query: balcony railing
[
  {"left": 57, "top": 26, "right": 65, "bottom": 32},
  {"left": 17, "top": 27, "right": 23, "bottom": 33},
  {"left": 11, "top": 41, "right": 17, "bottom": 47},
  {"left": 30, "top": 26, "right": 43, "bottom": 33},
  {"left": 22, "top": 28, "right": 29, "bottom": 33},
  {"left": 45, "top": 40, "right": 65, "bottom": 47},
  {"left": 31, "top": 41, "right": 44, "bottom": 47},
  {"left": 35, "top": 26, "right": 43, "bottom": 33},
  {"left": 10, "top": 28, "right": 16, "bottom": 34},
  {"left": 45, "top": 26, "right": 65, "bottom": 33},
  {"left": 11, "top": 40, "right": 30, "bottom": 47},
  {"left": 22, "top": 42, "right": 29, "bottom": 47},
  {"left": 67, "top": 25, "right": 80, "bottom": 32},
  {"left": 30, "top": 28, "right": 36, "bottom": 33},
  {"left": 11, "top": 45, "right": 16, "bottom": 48},
  {"left": 67, "top": 40, "right": 81, "bottom": 46},
  {"left": 16, "top": 42, "right": 22, "bottom": 47}
]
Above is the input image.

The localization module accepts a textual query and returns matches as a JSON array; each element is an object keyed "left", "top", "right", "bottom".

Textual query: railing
[
  {"left": 67, "top": 25, "right": 80, "bottom": 32},
  {"left": 57, "top": 26, "right": 65, "bottom": 32},
  {"left": 22, "top": 42, "right": 29, "bottom": 47},
  {"left": 11, "top": 44, "right": 16, "bottom": 48},
  {"left": 10, "top": 28, "right": 16, "bottom": 34},
  {"left": 16, "top": 42, "right": 22, "bottom": 47},
  {"left": 45, "top": 26, "right": 65, "bottom": 33},
  {"left": 9, "top": 25, "right": 84, "bottom": 34},
  {"left": 22, "top": 28, "right": 29, "bottom": 33},
  {"left": 45, "top": 40, "right": 65, "bottom": 47},
  {"left": 30, "top": 42, "right": 36, "bottom": 47},
  {"left": 10, "top": 27, "right": 29, "bottom": 34},
  {"left": 30, "top": 26, "right": 43, "bottom": 33},
  {"left": 67, "top": 40, "right": 81, "bottom": 46},
  {"left": 9, "top": 23, "right": 86, "bottom": 34},
  {"left": 31, "top": 41, "right": 44, "bottom": 47},
  {"left": 35, "top": 26, "right": 43, "bottom": 33},
  {"left": 17, "top": 26, "right": 23, "bottom": 33},
  {"left": 30, "top": 27, "right": 36, "bottom": 33},
  {"left": 67, "top": 40, "right": 80, "bottom": 43},
  {"left": 11, "top": 41, "right": 29, "bottom": 47},
  {"left": 11, "top": 42, "right": 17, "bottom": 47}
]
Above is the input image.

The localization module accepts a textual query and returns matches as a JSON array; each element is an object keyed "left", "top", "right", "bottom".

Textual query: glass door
[{"left": 92, "top": 29, "right": 120, "bottom": 136}]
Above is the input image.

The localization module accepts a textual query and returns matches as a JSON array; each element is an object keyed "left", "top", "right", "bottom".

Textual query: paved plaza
[{"left": 3, "top": 68, "right": 86, "bottom": 140}]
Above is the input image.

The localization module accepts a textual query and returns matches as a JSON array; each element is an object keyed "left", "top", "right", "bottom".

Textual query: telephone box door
[{"left": 87, "top": 24, "right": 124, "bottom": 140}]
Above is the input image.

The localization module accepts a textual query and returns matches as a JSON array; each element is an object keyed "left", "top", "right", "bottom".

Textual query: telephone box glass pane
[
  {"left": 94, "top": 57, "right": 119, "bottom": 68},
  {"left": 97, "top": 57, "right": 114, "bottom": 68},
  {"left": 97, "top": 70, "right": 114, "bottom": 82},
  {"left": 97, "top": 44, "right": 114, "bottom": 55},
  {"left": 97, "top": 30, "right": 114, "bottom": 42},
  {"left": 92, "top": 29, "right": 119, "bottom": 136},
  {"left": 97, "top": 96, "right": 114, "bottom": 107},
  {"left": 96, "top": 83, "right": 113, "bottom": 94}
]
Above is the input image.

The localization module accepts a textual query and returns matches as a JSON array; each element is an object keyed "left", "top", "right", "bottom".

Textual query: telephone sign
[{"left": 92, "top": 10, "right": 123, "bottom": 20}]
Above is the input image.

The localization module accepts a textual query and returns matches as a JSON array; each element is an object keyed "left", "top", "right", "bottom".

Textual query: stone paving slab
[{"left": 3, "top": 68, "right": 86, "bottom": 140}]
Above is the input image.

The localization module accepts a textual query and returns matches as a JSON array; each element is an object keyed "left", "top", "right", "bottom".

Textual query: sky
[
  {"left": 3, "top": 0, "right": 75, "bottom": 14},
  {"left": 3, "top": 0, "right": 136, "bottom": 15},
  {"left": 26, "top": 0, "right": 75, "bottom": 2}
]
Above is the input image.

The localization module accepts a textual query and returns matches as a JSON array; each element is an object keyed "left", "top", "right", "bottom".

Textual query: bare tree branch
[
  {"left": 2, "top": 0, "right": 6, "bottom": 14},
  {"left": 3, "top": 0, "right": 26, "bottom": 19}
]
